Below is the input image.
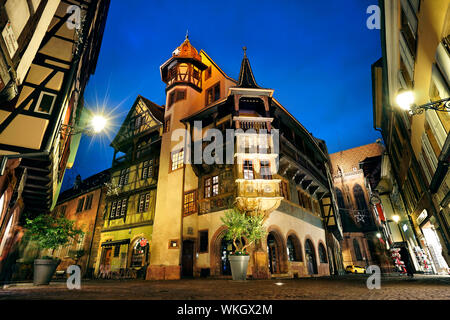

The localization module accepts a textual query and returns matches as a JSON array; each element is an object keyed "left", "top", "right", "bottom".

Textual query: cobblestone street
[{"left": 0, "top": 275, "right": 449, "bottom": 300}]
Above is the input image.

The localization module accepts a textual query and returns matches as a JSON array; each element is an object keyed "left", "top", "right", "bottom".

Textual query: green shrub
[{"left": 221, "top": 207, "right": 267, "bottom": 255}]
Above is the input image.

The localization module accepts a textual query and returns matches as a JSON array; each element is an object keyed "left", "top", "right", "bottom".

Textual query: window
[
  {"left": 36, "top": 92, "right": 57, "bottom": 114},
  {"left": 142, "top": 160, "right": 153, "bottom": 179},
  {"left": 298, "top": 190, "right": 304, "bottom": 208},
  {"left": 243, "top": 160, "right": 254, "bottom": 180},
  {"left": 353, "top": 184, "right": 368, "bottom": 212},
  {"left": 204, "top": 175, "right": 219, "bottom": 198},
  {"left": 114, "top": 245, "right": 121, "bottom": 257},
  {"left": 183, "top": 190, "right": 197, "bottom": 216},
  {"left": 76, "top": 198, "right": 85, "bottom": 213},
  {"left": 171, "top": 149, "right": 184, "bottom": 171},
  {"left": 260, "top": 160, "right": 271, "bottom": 179},
  {"left": 280, "top": 181, "right": 289, "bottom": 200},
  {"left": 353, "top": 239, "right": 363, "bottom": 261},
  {"left": 135, "top": 116, "right": 143, "bottom": 130},
  {"left": 199, "top": 230, "right": 208, "bottom": 253},
  {"left": 110, "top": 201, "right": 117, "bottom": 218},
  {"left": 110, "top": 198, "right": 128, "bottom": 219},
  {"left": 212, "top": 175, "right": 219, "bottom": 196},
  {"left": 163, "top": 117, "right": 171, "bottom": 133},
  {"left": 120, "top": 198, "right": 128, "bottom": 217},
  {"left": 318, "top": 243, "right": 327, "bottom": 263},
  {"left": 84, "top": 194, "right": 93, "bottom": 210},
  {"left": 119, "top": 168, "right": 130, "bottom": 187},
  {"left": 287, "top": 235, "right": 302, "bottom": 262},
  {"left": 137, "top": 192, "right": 151, "bottom": 213},
  {"left": 205, "top": 82, "right": 220, "bottom": 105},
  {"left": 205, "top": 66, "right": 212, "bottom": 80},
  {"left": 168, "top": 89, "right": 186, "bottom": 108}
]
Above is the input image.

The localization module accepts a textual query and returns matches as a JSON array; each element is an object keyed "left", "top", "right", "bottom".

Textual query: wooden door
[{"left": 182, "top": 240, "right": 194, "bottom": 277}]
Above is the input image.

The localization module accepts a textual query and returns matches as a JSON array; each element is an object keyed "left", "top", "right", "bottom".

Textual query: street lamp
[
  {"left": 60, "top": 114, "right": 108, "bottom": 136},
  {"left": 396, "top": 89, "right": 450, "bottom": 115}
]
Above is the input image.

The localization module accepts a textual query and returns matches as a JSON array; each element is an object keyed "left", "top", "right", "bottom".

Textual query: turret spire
[{"left": 237, "top": 46, "right": 261, "bottom": 89}]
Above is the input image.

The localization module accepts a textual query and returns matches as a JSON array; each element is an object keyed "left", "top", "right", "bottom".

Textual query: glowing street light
[
  {"left": 60, "top": 113, "right": 108, "bottom": 136},
  {"left": 376, "top": 233, "right": 382, "bottom": 239},
  {"left": 392, "top": 215, "right": 400, "bottom": 223},
  {"left": 90, "top": 114, "right": 108, "bottom": 133},
  {"left": 396, "top": 90, "right": 415, "bottom": 111},
  {"left": 395, "top": 89, "right": 450, "bottom": 115}
]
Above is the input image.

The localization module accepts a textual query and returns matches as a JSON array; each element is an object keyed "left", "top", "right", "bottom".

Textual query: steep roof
[
  {"left": 236, "top": 48, "right": 261, "bottom": 89},
  {"left": 58, "top": 169, "right": 111, "bottom": 203},
  {"left": 110, "top": 95, "right": 164, "bottom": 148},
  {"left": 329, "top": 143, "right": 384, "bottom": 175}
]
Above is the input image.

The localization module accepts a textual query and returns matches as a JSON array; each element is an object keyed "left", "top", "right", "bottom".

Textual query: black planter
[{"left": 33, "top": 259, "right": 60, "bottom": 285}]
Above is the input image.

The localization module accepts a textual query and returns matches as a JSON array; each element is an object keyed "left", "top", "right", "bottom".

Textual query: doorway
[
  {"left": 182, "top": 240, "right": 194, "bottom": 277},
  {"left": 422, "top": 222, "right": 449, "bottom": 274},
  {"left": 305, "top": 239, "right": 317, "bottom": 275},
  {"left": 267, "top": 233, "right": 281, "bottom": 274},
  {"left": 219, "top": 237, "right": 245, "bottom": 275}
]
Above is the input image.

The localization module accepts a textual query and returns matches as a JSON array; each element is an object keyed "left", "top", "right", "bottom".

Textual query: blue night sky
[{"left": 62, "top": 0, "right": 382, "bottom": 190}]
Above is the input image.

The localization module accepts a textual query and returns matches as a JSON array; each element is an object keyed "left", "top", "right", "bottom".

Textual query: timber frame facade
[{"left": 0, "top": 0, "right": 110, "bottom": 216}]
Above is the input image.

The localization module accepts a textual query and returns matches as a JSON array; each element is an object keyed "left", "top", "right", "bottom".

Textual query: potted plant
[
  {"left": 221, "top": 207, "right": 267, "bottom": 280},
  {"left": 25, "top": 215, "right": 84, "bottom": 285}
]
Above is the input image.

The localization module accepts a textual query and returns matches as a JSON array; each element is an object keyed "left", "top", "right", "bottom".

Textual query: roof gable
[{"left": 111, "top": 95, "right": 164, "bottom": 148}]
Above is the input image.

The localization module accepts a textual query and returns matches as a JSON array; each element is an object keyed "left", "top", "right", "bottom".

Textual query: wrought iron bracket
[{"left": 410, "top": 97, "right": 450, "bottom": 115}]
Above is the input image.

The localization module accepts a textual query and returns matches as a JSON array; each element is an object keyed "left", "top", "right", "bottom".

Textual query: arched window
[
  {"left": 353, "top": 239, "right": 363, "bottom": 261},
  {"left": 130, "top": 238, "right": 149, "bottom": 268},
  {"left": 353, "top": 184, "right": 368, "bottom": 212},
  {"left": 287, "top": 235, "right": 302, "bottom": 262},
  {"left": 318, "top": 243, "right": 328, "bottom": 263},
  {"left": 335, "top": 188, "right": 346, "bottom": 210}
]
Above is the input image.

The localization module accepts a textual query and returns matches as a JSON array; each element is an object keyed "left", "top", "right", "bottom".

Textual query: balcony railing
[{"left": 233, "top": 116, "right": 273, "bottom": 133}]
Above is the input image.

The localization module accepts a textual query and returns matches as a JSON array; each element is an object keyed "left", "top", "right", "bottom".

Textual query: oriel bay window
[
  {"left": 183, "top": 190, "right": 197, "bottom": 216},
  {"left": 171, "top": 149, "right": 184, "bottom": 171},
  {"left": 243, "top": 160, "right": 254, "bottom": 180}
]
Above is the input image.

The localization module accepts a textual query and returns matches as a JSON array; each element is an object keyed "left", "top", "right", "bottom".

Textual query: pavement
[{"left": 0, "top": 274, "right": 449, "bottom": 300}]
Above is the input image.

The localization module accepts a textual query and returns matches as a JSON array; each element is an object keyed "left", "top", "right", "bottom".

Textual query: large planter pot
[
  {"left": 229, "top": 255, "right": 250, "bottom": 281},
  {"left": 33, "top": 259, "right": 60, "bottom": 285}
]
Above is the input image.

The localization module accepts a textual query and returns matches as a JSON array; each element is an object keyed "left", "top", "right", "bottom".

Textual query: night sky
[{"left": 62, "top": 0, "right": 382, "bottom": 191}]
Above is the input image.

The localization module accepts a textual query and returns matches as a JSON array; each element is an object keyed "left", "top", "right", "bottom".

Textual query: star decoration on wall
[{"left": 354, "top": 211, "right": 366, "bottom": 223}]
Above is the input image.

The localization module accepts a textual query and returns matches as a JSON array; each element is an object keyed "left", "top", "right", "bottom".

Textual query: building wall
[{"left": 52, "top": 186, "right": 105, "bottom": 276}]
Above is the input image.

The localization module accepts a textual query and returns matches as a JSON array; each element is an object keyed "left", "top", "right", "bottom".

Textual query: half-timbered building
[
  {"left": 103, "top": 36, "right": 344, "bottom": 280},
  {"left": 0, "top": 0, "right": 110, "bottom": 262}
]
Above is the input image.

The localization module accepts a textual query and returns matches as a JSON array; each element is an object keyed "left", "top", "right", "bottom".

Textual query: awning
[{"left": 101, "top": 239, "right": 130, "bottom": 247}]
